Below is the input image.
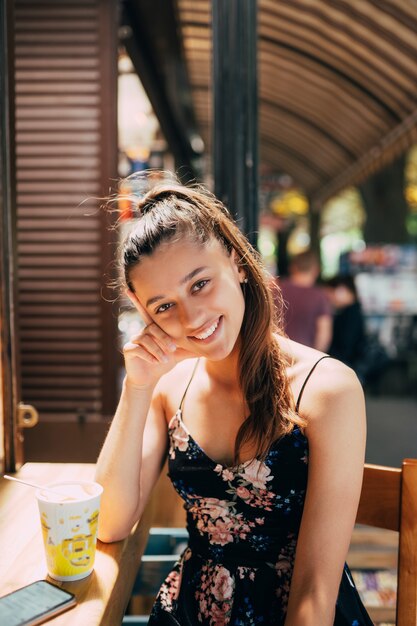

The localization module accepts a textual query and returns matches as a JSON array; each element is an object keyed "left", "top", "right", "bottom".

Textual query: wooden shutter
[{"left": 14, "top": 0, "right": 118, "bottom": 422}]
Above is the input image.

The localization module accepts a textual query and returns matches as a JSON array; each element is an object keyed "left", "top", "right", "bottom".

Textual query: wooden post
[
  {"left": 212, "top": 0, "right": 259, "bottom": 248},
  {"left": 0, "top": 0, "right": 23, "bottom": 471}
]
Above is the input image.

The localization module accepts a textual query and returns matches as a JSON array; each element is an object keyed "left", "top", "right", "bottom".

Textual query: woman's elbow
[
  {"left": 97, "top": 525, "right": 131, "bottom": 543},
  {"left": 96, "top": 498, "right": 141, "bottom": 543},
  {"left": 97, "top": 515, "right": 138, "bottom": 543}
]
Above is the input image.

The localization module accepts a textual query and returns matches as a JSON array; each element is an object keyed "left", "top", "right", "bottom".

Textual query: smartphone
[{"left": 0, "top": 580, "right": 76, "bottom": 626}]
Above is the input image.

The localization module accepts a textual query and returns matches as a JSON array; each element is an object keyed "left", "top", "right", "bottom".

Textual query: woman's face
[{"left": 128, "top": 236, "right": 246, "bottom": 361}]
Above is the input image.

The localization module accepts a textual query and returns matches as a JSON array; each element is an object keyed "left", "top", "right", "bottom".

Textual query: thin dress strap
[
  {"left": 178, "top": 358, "right": 200, "bottom": 412},
  {"left": 295, "top": 355, "right": 332, "bottom": 414}
]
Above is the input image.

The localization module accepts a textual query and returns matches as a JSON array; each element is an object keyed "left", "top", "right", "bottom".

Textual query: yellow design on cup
[{"left": 36, "top": 481, "right": 103, "bottom": 582}]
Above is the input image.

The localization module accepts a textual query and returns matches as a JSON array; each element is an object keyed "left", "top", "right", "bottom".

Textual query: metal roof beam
[{"left": 312, "top": 109, "right": 417, "bottom": 210}]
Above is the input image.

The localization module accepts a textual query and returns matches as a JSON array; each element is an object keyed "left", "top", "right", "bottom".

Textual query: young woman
[{"left": 95, "top": 180, "right": 373, "bottom": 626}]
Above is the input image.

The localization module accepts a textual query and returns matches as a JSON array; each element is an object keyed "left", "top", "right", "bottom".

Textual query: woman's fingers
[
  {"left": 125, "top": 289, "right": 153, "bottom": 327},
  {"left": 147, "top": 324, "right": 177, "bottom": 354},
  {"left": 126, "top": 289, "right": 177, "bottom": 352},
  {"left": 123, "top": 341, "right": 159, "bottom": 364},
  {"left": 138, "top": 334, "right": 171, "bottom": 363},
  {"left": 129, "top": 324, "right": 177, "bottom": 356}
]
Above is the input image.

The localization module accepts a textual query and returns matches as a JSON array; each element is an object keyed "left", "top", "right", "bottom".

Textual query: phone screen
[{"left": 0, "top": 580, "right": 76, "bottom": 626}]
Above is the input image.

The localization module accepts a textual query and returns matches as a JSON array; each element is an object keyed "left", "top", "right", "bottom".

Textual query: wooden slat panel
[
  {"left": 16, "top": 94, "right": 100, "bottom": 104},
  {"left": 21, "top": 340, "right": 100, "bottom": 350},
  {"left": 15, "top": 33, "right": 99, "bottom": 45},
  {"left": 20, "top": 329, "right": 101, "bottom": 340},
  {"left": 14, "top": 45, "right": 99, "bottom": 57},
  {"left": 15, "top": 0, "right": 117, "bottom": 426},
  {"left": 18, "top": 220, "right": 102, "bottom": 233},
  {"left": 16, "top": 119, "right": 100, "bottom": 131},
  {"left": 15, "top": 81, "right": 100, "bottom": 93},
  {"left": 16, "top": 139, "right": 100, "bottom": 152},
  {"left": 24, "top": 388, "right": 101, "bottom": 399},
  {"left": 18, "top": 257, "right": 100, "bottom": 268},
  {"left": 18, "top": 243, "right": 101, "bottom": 255},
  {"left": 22, "top": 365, "right": 102, "bottom": 375},
  {"left": 19, "top": 292, "right": 99, "bottom": 304},
  {"left": 25, "top": 400, "right": 100, "bottom": 410},
  {"left": 21, "top": 302, "right": 100, "bottom": 316},
  {"left": 17, "top": 157, "right": 100, "bottom": 167},
  {"left": 21, "top": 353, "right": 101, "bottom": 363},
  {"left": 22, "top": 376, "right": 101, "bottom": 387},
  {"left": 19, "top": 280, "right": 100, "bottom": 291},
  {"left": 16, "top": 21, "right": 97, "bottom": 32},
  {"left": 16, "top": 131, "right": 100, "bottom": 143},
  {"left": 19, "top": 268, "right": 100, "bottom": 280},
  {"left": 15, "top": 56, "right": 99, "bottom": 67}
]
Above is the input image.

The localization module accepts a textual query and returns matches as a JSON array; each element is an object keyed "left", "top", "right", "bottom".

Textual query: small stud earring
[{"left": 242, "top": 278, "right": 248, "bottom": 284}]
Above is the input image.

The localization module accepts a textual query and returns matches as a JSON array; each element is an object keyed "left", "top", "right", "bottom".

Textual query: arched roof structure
[{"left": 176, "top": 0, "right": 417, "bottom": 206}]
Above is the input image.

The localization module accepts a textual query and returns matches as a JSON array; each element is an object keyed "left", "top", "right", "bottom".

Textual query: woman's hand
[{"left": 123, "top": 290, "right": 196, "bottom": 390}]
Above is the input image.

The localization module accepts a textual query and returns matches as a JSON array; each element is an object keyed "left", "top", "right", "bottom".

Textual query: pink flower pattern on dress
[
  {"left": 214, "top": 458, "right": 276, "bottom": 511},
  {"left": 158, "top": 570, "right": 181, "bottom": 611},
  {"left": 189, "top": 495, "right": 257, "bottom": 545},
  {"left": 156, "top": 547, "right": 192, "bottom": 613},
  {"left": 273, "top": 534, "right": 297, "bottom": 612},
  {"left": 240, "top": 459, "right": 273, "bottom": 490},
  {"left": 195, "top": 564, "right": 235, "bottom": 625}
]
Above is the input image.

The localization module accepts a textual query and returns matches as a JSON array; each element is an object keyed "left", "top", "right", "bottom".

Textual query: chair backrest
[{"left": 356, "top": 459, "right": 417, "bottom": 626}]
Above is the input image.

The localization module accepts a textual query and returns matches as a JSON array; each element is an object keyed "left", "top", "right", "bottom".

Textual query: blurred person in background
[
  {"left": 275, "top": 250, "right": 332, "bottom": 352},
  {"left": 325, "top": 274, "right": 389, "bottom": 387},
  {"left": 324, "top": 275, "right": 366, "bottom": 372}
]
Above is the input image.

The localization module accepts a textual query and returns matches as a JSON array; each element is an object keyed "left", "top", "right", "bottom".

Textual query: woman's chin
[{"left": 204, "top": 337, "right": 240, "bottom": 362}]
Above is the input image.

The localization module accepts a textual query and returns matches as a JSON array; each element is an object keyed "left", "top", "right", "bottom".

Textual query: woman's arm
[
  {"left": 95, "top": 290, "right": 195, "bottom": 543},
  {"left": 284, "top": 360, "right": 366, "bottom": 626},
  {"left": 94, "top": 377, "right": 168, "bottom": 543}
]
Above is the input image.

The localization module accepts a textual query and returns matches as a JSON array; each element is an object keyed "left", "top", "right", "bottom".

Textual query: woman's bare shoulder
[{"left": 276, "top": 334, "right": 363, "bottom": 420}]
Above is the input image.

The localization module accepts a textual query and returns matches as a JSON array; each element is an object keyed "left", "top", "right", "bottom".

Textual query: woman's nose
[{"left": 179, "top": 302, "right": 205, "bottom": 333}]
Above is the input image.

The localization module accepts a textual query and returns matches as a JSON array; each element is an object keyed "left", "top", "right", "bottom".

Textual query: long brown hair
[{"left": 120, "top": 176, "right": 305, "bottom": 464}]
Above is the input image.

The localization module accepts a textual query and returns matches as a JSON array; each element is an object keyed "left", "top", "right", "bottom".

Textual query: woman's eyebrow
[{"left": 146, "top": 266, "right": 209, "bottom": 307}]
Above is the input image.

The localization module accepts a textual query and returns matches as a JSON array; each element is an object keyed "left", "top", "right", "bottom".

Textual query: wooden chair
[{"left": 353, "top": 459, "right": 417, "bottom": 626}]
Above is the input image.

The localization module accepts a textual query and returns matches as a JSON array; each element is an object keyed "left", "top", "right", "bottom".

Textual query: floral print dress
[{"left": 149, "top": 357, "right": 373, "bottom": 626}]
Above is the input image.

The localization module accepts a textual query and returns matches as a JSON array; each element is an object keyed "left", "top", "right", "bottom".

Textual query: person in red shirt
[{"left": 275, "top": 250, "right": 332, "bottom": 351}]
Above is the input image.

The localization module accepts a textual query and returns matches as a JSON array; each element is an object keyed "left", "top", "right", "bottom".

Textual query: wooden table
[{"left": 0, "top": 463, "right": 151, "bottom": 626}]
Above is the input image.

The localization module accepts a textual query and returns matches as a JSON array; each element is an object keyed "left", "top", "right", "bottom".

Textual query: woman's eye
[
  {"left": 156, "top": 302, "right": 173, "bottom": 314},
  {"left": 155, "top": 280, "right": 209, "bottom": 313},
  {"left": 192, "top": 279, "right": 209, "bottom": 293}
]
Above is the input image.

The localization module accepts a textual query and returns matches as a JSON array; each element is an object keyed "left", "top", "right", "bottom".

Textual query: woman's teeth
[{"left": 193, "top": 318, "right": 220, "bottom": 340}]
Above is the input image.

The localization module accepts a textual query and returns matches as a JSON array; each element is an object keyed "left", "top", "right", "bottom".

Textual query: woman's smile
[{"left": 187, "top": 316, "right": 223, "bottom": 344}]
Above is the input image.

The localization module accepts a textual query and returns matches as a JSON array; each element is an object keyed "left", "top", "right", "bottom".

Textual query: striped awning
[{"left": 176, "top": 0, "right": 417, "bottom": 206}]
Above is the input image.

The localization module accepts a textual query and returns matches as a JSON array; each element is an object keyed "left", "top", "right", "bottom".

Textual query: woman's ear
[{"left": 230, "top": 248, "right": 247, "bottom": 283}]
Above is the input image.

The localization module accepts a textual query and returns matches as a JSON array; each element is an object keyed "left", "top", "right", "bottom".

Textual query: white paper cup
[{"left": 36, "top": 481, "right": 103, "bottom": 581}]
